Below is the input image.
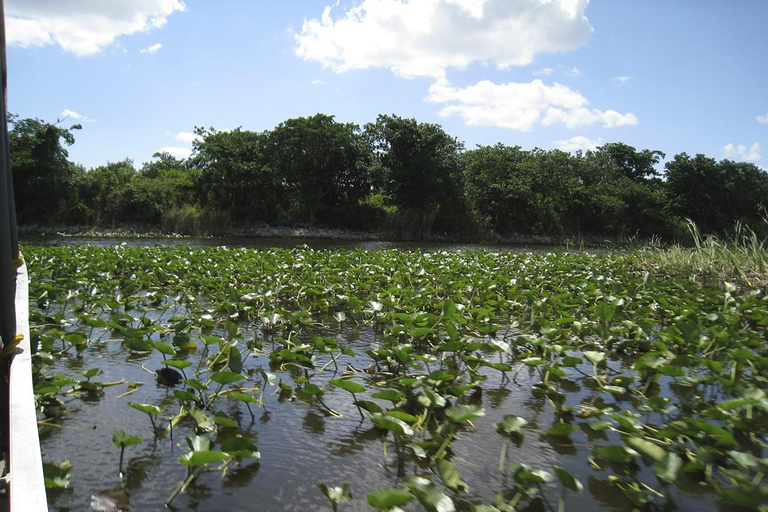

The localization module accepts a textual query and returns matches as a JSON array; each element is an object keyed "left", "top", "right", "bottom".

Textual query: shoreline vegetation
[
  {"left": 19, "top": 218, "right": 768, "bottom": 290},
  {"left": 10, "top": 112, "right": 768, "bottom": 247}
]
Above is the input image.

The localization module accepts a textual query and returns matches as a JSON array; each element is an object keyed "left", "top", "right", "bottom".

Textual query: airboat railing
[{"left": 1, "top": 0, "right": 48, "bottom": 510}]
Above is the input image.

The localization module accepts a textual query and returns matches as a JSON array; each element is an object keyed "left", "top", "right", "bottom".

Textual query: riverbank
[{"left": 17, "top": 223, "right": 636, "bottom": 248}]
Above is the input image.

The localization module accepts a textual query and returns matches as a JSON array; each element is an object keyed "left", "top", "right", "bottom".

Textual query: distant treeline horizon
[{"left": 9, "top": 112, "right": 768, "bottom": 241}]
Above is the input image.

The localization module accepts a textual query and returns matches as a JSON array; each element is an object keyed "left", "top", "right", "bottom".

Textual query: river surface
[
  {"left": 27, "top": 239, "right": 728, "bottom": 512},
  {"left": 20, "top": 234, "right": 593, "bottom": 253}
]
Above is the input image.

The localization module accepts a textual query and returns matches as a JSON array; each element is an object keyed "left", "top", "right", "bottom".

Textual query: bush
[{"left": 161, "top": 206, "right": 231, "bottom": 236}]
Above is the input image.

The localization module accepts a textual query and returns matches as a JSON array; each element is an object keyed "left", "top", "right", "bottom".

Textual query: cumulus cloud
[
  {"left": 175, "top": 131, "right": 200, "bottom": 143},
  {"left": 757, "top": 113, "right": 768, "bottom": 124},
  {"left": 553, "top": 135, "right": 603, "bottom": 152},
  {"left": 6, "top": 0, "right": 186, "bottom": 56},
  {"left": 140, "top": 43, "right": 163, "bottom": 54},
  {"left": 426, "top": 78, "right": 638, "bottom": 131},
  {"left": 296, "top": 0, "right": 593, "bottom": 78},
  {"left": 534, "top": 67, "right": 554, "bottom": 76},
  {"left": 60, "top": 108, "right": 95, "bottom": 122},
  {"left": 722, "top": 142, "right": 762, "bottom": 163},
  {"left": 157, "top": 146, "right": 193, "bottom": 159}
]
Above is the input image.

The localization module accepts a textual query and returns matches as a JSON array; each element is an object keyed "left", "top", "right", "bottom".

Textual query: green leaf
[
  {"left": 81, "top": 368, "right": 103, "bottom": 379},
  {"left": 354, "top": 400, "right": 383, "bottom": 414},
  {"left": 367, "top": 488, "right": 414, "bottom": 509},
  {"left": 300, "top": 383, "right": 324, "bottom": 397},
  {"left": 436, "top": 459, "right": 469, "bottom": 493},
  {"left": 210, "top": 371, "right": 245, "bottom": 385},
  {"left": 547, "top": 422, "right": 578, "bottom": 437},
  {"left": 593, "top": 445, "right": 638, "bottom": 464},
  {"left": 43, "top": 460, "right": 73, "bottom": 489},
  {"left": 386, "top": 410, "right": 418, "bottom": 423},
  {"left": 496, "top": 415, "right": 527, "bottom": 435},
  {"left": 163, "top": 359, "right": 192, "bottom": 369},
  {"left": 178, "top": 450, "right": 228, "bottom": 466},
  {"left": 329, "top": 378, "right": 366, "bottom": 394},
  {"left": 226, "top": 391, "right": 260, "bottom": 404},
  {"left": 625, "top": 437, "right": 666, "bottom": 463},
  {"left": 371, "top": 414, "right": 414, "bottom": 437},
  {"left": 553, "top": 466, "right": 583, "bottom": 493},
  {"left": 112, "top": 430, "right": 142, "bottom": 448},
  {"left": 317, "top": 483, "right": 352, "bottom": 505},
  {"left": 189, "top": 406, "right": 216, "bottom": 433},
  {"left": 152, "top": 341, "right": 175, "bottom": 356},
  {"left": 445, "top": 405, "right": 485, "bottom": 423},
  {"left": 584, "top": 351, "right": 605, "bottom": 365},
  {"left": 653, "top": 452, "right": 682, "bottom": 484},
  {"left": 404, "top": 476, "right": 456, "bottom": 512},
  {"left": 221, "top": 436, "right": 260, "bottom": 458},
  {"left": 372, "top": 389, "right": 404, "bottom": 402},
  {"left": 214, "top": 412, "right": 239, "bottom": 428},
  {"left": 128, "top": 403, "right": 163, "bottom": 416}
]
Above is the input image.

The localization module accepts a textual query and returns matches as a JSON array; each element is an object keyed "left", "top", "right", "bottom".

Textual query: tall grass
[
  {"left": 633, "top": 219, "right": 768, "bottom": 287},
  {"left": 161, "top": 206, "right": 231, "bottom": 236}
]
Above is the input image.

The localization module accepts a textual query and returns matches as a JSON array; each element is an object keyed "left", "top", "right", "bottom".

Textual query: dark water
[
  {"left": 20, "top": 234, "right": 587, "bottom": 253},
  {"left": 30, "top": 238, "right": 719, "bottom": 512},
  {"left": 39, "top": 323, "right": 726, "bottom": 512}
]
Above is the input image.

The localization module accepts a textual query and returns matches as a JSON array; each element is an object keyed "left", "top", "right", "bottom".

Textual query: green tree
[
  {"left": 191, "top": 127, "right": 284, "bottom": 224},
  {"left": 462, "top": 145, "right": 580, "bottom": 235},
  {"left": 82, "top": 159, "right": 138, "bottom": 226},
  {"left": 365, "top": 114, "right": 465, "bottom": 237},
  {"left": 597, "top": 142, "right": 665, "bottom": 182},
  {"left": 135, "top": 152, "right": 199, "bottom": 223},
  {"left": 9, "top": 115, "right": 86, "bottom": 224},
  {"left": 666, "top": 153, "right": 768, "bottom": 233},
  {"left": 266, "top": 114, "right": 371, "bottom": 226}
]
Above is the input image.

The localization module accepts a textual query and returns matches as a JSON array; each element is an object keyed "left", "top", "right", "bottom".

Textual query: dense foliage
[
  {"left": 27, "top": 244, "right": 768, "bottom": 511},
  {"left": 10, "top": 114, "right": 768, "bottom": 240}
]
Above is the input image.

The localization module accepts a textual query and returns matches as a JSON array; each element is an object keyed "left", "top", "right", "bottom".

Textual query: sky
[{"left": 6, "top": 0, "right": 768, "bottom": 171}]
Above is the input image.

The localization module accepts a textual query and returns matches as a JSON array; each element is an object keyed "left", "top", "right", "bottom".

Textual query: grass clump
[{"left": 634, "top": 219, "right": 768, "bottom": 287}]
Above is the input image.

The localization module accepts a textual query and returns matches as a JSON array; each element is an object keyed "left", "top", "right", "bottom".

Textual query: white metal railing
[{"left": 8, "top": 263, "right": 47, "bottom": 511}]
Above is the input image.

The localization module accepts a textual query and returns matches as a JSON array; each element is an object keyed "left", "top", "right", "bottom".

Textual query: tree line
[{"left": 9, "top": 112, "right": 768, "bottom": 240}]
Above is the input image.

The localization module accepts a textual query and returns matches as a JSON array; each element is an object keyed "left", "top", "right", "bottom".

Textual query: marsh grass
[
  {"left": 634, "top": 219, "right": 768, "bottom": 287},
  {"left": 161, "top": 206, "right": 231, "bottom": 236}
]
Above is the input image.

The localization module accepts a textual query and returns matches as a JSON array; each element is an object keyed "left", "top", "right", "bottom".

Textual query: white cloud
[
  {"left": 60, "top": 108, "right": 95, "bottom": 122},
  {"left": 427, "top": 78, "right": 638, "bottom": 131},
  {"left": 553, "top": 135, "right": 603, "bottom": 152},
  {"left": 311, "top": 78, "right": 327, "bottom": 85},
  {"left": 611, "top": 75, "right": 632, "bottom": 86},
  {"left": 534, "top": 67, "right": 554, "bottom": 76},
  {"left": 296, "top": 0, "right": 593, "bottom": 78},
  {"left": 175, "top": 131, "right": 200, "bottom": 143},
  {"left": 5, "top": 17, "right": 52, "bottom": 48},
  {"left": 157, "top": 146, "right": 193, "bottom": 159},
  {"left": 757, "top": 113, "right": 768, "bottom": 124},
  {"left": 140, "top": 43, "right": 163, "bottom": 54},
  {"left": 565, "top": 66, "right": 581, "bottom": 77},
  {"left": 6, "top": 0, "right": 186, "bottom": 56},
  {"left": 722, "top": 142, "right": 762, "bottom": 163}
]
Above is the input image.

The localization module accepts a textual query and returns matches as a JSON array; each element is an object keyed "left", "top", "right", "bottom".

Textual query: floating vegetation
[{"left": 25, "top": 244, "right": 768, "bottom": 511}]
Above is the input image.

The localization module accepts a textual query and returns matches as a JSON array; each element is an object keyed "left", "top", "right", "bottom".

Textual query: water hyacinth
[{"left": 24, "top": 244, "right": 768, "bottom": 511}]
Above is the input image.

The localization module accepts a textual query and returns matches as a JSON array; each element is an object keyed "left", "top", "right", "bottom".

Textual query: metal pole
[{"left": 0, "top": 0, "right": 16, "bottom": 347}]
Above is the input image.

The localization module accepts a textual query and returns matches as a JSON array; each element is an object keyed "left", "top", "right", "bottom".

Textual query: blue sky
[{"left": 6, "top": 0, "right": 768, "bottom": 171}]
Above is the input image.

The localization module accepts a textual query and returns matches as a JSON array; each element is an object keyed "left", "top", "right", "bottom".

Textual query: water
[
  {"left": 20, "top": 234, "right": 583, "bottom": 253},
  {"left": 38, "top": 324, "right": 727, "bottom": 512}
]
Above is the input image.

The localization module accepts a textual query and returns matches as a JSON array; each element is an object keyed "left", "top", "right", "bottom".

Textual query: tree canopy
[{"left": 9, "top": 112, "right": 768, "bottom": 241}]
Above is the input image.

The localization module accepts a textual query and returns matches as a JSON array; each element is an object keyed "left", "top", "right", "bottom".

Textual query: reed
[{"left": 633, "top": 218, "right": 768, "bottom": 286}]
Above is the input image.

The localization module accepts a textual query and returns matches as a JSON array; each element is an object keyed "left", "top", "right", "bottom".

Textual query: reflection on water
[
  {"left": 21, "top": 234, "right": 582, "bottom": 253},
  {"left": 39, "top": 314, "right": 726, "bottom": 512}
]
